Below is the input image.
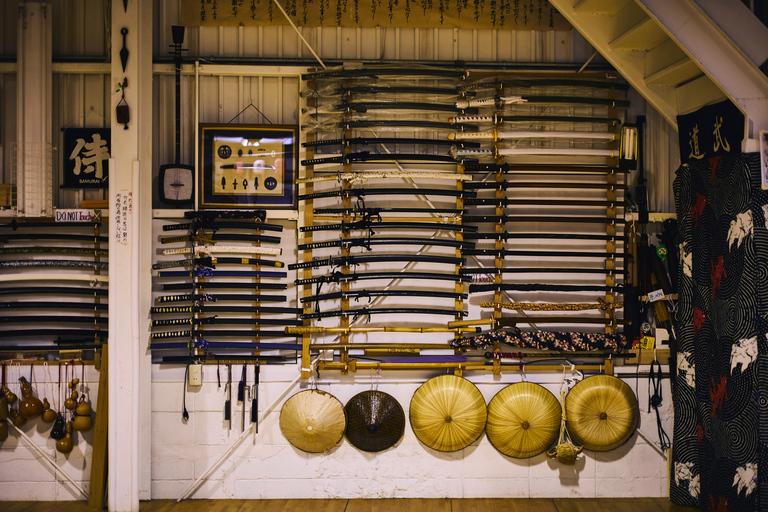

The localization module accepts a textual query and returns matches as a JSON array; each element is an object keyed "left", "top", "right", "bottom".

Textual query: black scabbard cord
[
  {"left": 648, "top": 360, "right": 670, "bottom": 451},
  {"left": 182, "top": 364, "right": 190, "bottom": 422}
]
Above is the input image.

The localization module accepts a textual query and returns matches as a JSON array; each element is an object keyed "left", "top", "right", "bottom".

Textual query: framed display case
[{"left": 198, "top": 124, "right": 298, "bottom": 209}]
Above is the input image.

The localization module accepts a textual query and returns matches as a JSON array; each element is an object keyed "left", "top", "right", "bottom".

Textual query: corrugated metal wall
[{"left": 0, "top": 0, "right": 678, "bottom": 212}]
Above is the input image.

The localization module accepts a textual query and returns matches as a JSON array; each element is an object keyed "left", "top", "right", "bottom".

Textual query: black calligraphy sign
[
  {"left": 63, "top": 128, "right": 111, "bottom": 189},
  {"left": 677, "top": 99, "right": 744, "bottom": 164}
]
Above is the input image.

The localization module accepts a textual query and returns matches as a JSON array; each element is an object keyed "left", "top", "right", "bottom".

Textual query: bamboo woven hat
[
  {"left": 280, "top": 389, "right": 346, "bottom": 453},
  {"left": 409, "top": 374, "right": 487, "bottom": 452},
  {"left": 565, "top": 375, "right": 639, "bottom": 451},
  {"left": 345, "top": 390, "right": 405, "bottom": 452},
  {"left": 486, "top": 382, "right": 561, "bottom": 459}
]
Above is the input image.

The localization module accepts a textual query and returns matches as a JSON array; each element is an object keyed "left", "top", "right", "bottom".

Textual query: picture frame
[{"left": 198, "top": 124, "right": 298, "bottom": 209}]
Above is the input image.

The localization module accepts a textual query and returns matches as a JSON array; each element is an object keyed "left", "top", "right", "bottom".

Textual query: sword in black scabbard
[
  {"left": 468, "top": 283, "right": 623, "bottom": 293},
  {"left": 300, "top": 289, "right": 468, "bottom": 304},
  {"left": 155, "top": 269, "right": 287, "bottom": 279},
  {"left": 295, "top": 271, "right": 471, "bottom": 287},
  {"left": 462, "top": 215, "right": 626, "bottom": 225},
  {"left": 184, "top": 210, "right": 267, "bottom": 222},
  {"left": 162, "top": 220, "right": 284, "bottom": 233},
  {"left": 156, "top": 292, "right": 287, "bottom": 303},
  {"left": 301, "top": 66, "right": 468, "bottom": 80},
  {"left": 151, "top": 316, "right": 302, "bottom": 327},
  {"left": 300, "top": 220, "right": 474, "bottom": 234},
  {"left": 151, "top": 256, "right": 285, "bottom": 270},
  {"left": 288, "top": 254, "right": 465, "bottom": 270},
  {"left": 0, "top": 287, "right": 108, "bottom": 297},
  {"left": 150, "top": 305, "right": 302, "bottom": 315},
  {"left": 298, "top": 187, "right": 475, "bottom": 201},
  {"left": 302, "top": 137, "right": 480, "bottom": 149},
  {"left": 463, "top": 248, "right": 629, "bottom": 259},
  {"left": 301, "top": 307, "right": 467, "bottom": 321},
  {"left": 150, "top": 329, "right": 301, "bottom": 340},
  {"left": 159, "top": 233, "right": 281, "bottom": 245},
  {"left": 0, "top": 260, "right": 108, "bottom": 270},
  {"left": 297, "top": 237, "right": 474, "bottom": 251},
  {"left": 301, "top": 151, "right": 459, "bottom": 166},
  {"left": 0, "top": 247, "right": 109, "bottom": 256}
]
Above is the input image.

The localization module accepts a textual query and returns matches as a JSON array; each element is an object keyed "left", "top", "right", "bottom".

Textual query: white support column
[
  {"left": 109, "top": 0, "right": 153, "bottom": 510},
  {"left": 16, "top": 2, "right": 52, "bottom": 217}
]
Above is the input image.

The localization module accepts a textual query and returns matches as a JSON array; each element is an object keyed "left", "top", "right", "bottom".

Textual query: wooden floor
[{"left": 2, "top": 498, "right": 700, "bottom": 512}]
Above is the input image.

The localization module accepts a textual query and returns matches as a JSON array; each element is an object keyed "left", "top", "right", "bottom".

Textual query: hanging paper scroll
[{"left": 181, "top": 0, "right": 570, "bottom": 30}]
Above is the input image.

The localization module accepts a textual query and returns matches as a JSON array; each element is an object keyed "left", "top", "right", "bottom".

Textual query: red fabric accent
[
  {"left": 693, "top": 307, "right": 707, "bottom": 333},
  {"left": 697, "top": 424, "right": 704, "bottom": 444},
  {"left": 708, "top": 155, "right": 722, "bottom": 183},
  {"left": 710, "top": 255, "right": 728, "bottom": 300},
  {"left": 709, "top": 494, "right": 728, "bottom": 512},
  {"left": 692, "top": 192, "right": 707, "bottom": 224},
  {"left": 710, "top": 376, "right": 729, "bottom": 418}
]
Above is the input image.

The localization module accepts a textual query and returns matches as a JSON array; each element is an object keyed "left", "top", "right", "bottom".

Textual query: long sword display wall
[
  {"left": 0, "top": 217, "right": 108, "bottom": 356},
  {"left": 149, "top": 212, "right": 299, "bottom": 363},
  {"left": 297, "top": 64, "right": 629, "bottom": 376}
]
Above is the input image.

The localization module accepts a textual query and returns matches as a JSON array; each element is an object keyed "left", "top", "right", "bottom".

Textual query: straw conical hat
[
  {"left": 486, "top": 382, "right": 561, "bottom": 458},
  {"left": 565, "top": 375, "right": 639, "bottom": 451},
  {"left": 345, "top": 390, "right": 405, "bottom": 452},
  {"left": 409, "top": 374, "right": 487, "bottom": 452},
  {"left": 280, "top": 389, "right": 346, "bottom": 453}
]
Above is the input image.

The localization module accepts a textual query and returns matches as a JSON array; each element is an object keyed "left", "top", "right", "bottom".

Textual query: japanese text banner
[{"left": 181, "top": 0, "right": 570, "bottom": 30}]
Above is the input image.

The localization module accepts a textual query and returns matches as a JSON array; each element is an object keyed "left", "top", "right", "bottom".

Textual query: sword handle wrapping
[{"left": 157, "top": 294, "right": 192, "bottom": 303}]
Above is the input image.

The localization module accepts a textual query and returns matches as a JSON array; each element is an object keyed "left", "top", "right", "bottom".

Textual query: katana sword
[
  {"left": 150, "top": 330, "right": 300, "bottom": 340},
  {"left": 456, "top": 77, "right": 628, "bottom": 92},
  {"left": 299, "top": 171, "right": 472, "bottom": 183},
  {"left": 462, "top": 162, "right": 626, "bottom": 174},
  {"left": 305, "top": 84, "right": 464, "bottom": 97},
  {"left": 300, "top": 220, "right": 474, "bottom": 233},
  {"left": 160, "top": 233, "right": 281, "bottom": 245},
  {"left": 462, "top": 215, "right": 625, "bottom": 225},
  {"left": 328, "top": 101, "right": 479, "bottom": 114},
  {"left": 0, "top": 302, "right": 107, "bottom": 311},
  {"left": 463, "top": 268, "right": 627, "bottom": 275},
  {"left": 455, "top": 95, "right": 630, "bottom": 109},
  {"left": 0, "top": 343, "right": 101, "bottom": 352},
  {"left": 289, "top": 254, "right": 465, "bottom": 270},
  {"left": 462, "top": 180, "right": 627, "bottom": 190},
  {"left": 156, "top": 293, "right": 287, "bottom": 303},
  {"left": 162, "top": 221, "right": 284, "bottom": 232},
  {"left": 196, "top": 342, "right": 303, "bottom": 351},
  {"left": 0, "top": 329, "right": 107, "bottom": 338},
  {"left": 450, "top": 147, "right": 620, "bottom": 159},
  {"left": 0, "top": 234, "right": 108, "bottom": 242},
  {"left": 302, "top": 137, "right": 479, "bottom": 148},
  {"left": 0, "top": 287, "right": 108, "bottom": 296},
  {"left": 449, "top": 130, "right": 617, "bottom": 141},
  {"left": 464, "top": 198, "right": 623, "bottom": 208},
  {"left": 298, "top": 187, "right": 475, "bottom": 201},
  {"left": 151, "top": 256, "right": 284, "bottom": 270},
  {"left": 0, "top": 316, "right": 108, "bottom": 324},
  {"left": 158, "top": 355, "right": 289, "bottom": 363},
  {"left": 312, "top": 120, "right": 480, "bottom": 132},
  {"left": 450, "top": 114, "right": 621, "bottom": 126},
  {"left": 156, "top": 269, "right": 287, "bottom": 279},
  {"left": 463, "top": 248, "right": 628, "bottom": 258},
  {"left": 301, "top": 307, "right": 467, "bottom": 320},
  {"left": 184, "top": 210, "right": 267, "bottom": 221},
  {"left": 0, "top": 247, "right": 109, "bottom": 256},
  {"left": 161, "top": 246, "right": 282, "bottom": 256},
  {"left": 150, "top": 305, "right": 301, "bottom": 315},
  {"left": 301, "top": 289, "right": 468, "bottom": 304},
  {"left": 469, "top": 283, "right": 622, "bottom": 293},
  {"left": 462, "top": 232, "right": 626, "bottom": 242},
  {"left": 160, "top": 282, "right": 288, "bottom": 292},
  {"left": 0, "top": 219, "right": 103, "bottom": 230},
  {"left": 0, "top": 260, "right": 108, "bottom": 270},
  {"left": 313, "top": 206, "right": 465, "bottom": 215},
  {"left": 152, "top": 317, "right": 302, "bottom": 327},
  {"left": 295, "top": 271, "right": 471, "bottom": 286},
  {"left": 297, "top": 237, "right": 474, "bottom": 251},
  {"left": 301, "top": 66, "right": 467, "bottom": 80},
  {"left": 301, "top": 152, "right": 458, "bottom": 166}
]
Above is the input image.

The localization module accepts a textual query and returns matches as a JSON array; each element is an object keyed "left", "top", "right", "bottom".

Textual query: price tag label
[
  {"left": 641, "top": 336, "right": 656, "bottom": 350},
  {"left": 648, "top": 289, "right": 665, "bottom": 302}
]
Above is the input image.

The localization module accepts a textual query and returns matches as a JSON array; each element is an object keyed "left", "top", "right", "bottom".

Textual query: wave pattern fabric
[{"left": 671, "top": 153, "right": 767, "bottom": 511}]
